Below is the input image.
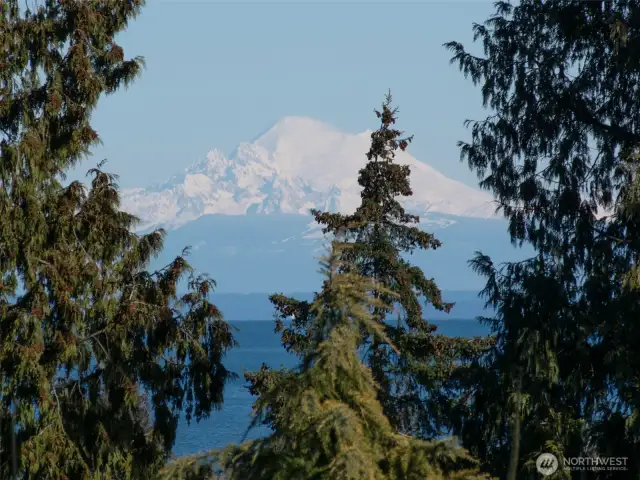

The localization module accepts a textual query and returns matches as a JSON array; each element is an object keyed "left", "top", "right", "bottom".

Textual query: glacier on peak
[{"left": 121, "top": 116, "right": 497, "bottom": 231}]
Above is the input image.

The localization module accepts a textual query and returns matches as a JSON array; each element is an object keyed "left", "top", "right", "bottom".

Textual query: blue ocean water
[{"left": 172, "top": 319, "right": 490, "bottom": 457}]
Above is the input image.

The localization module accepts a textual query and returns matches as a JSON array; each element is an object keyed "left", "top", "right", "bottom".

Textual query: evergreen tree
[
  {"left": 261, "top": 93, "right": 491, "bottom": 439},
  {"left": 160, "top": 241, "right": 491, "bottom": 480},
  {"left": 0, "top": 1, "right": 235, "bottom": 477},
  {"left": 446, "top": 1, "right": 640, "bottom": 477}
]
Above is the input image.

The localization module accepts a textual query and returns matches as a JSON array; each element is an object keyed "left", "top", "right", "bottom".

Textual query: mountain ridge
[{"left": 121, "top": 116, "right": 498, "bottom": 231}]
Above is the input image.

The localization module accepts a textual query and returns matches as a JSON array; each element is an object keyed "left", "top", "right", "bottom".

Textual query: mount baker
[
  {"left": 121, "top": 116, "right": 497, "bottom": 231},
  {"left": 119, "top": 117, "right": 526, "bottom": 294}
]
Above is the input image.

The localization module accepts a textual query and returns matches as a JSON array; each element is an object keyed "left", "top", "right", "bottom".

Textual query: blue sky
[{"left": 73, "top": 1, "right": 498, "bottom": 189}]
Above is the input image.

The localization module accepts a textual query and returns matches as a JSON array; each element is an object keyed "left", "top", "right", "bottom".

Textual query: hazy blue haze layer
[{"left": 154, "top": 214, "right": 533, "bottom": 293}]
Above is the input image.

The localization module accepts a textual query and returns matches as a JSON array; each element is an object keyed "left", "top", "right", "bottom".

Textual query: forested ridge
[{"left": 1, "top": 0, "right": 639, "bottom": 478}]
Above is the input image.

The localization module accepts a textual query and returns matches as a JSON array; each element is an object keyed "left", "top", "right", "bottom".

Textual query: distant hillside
[{"left": 154, "top": 213, "right": 533, "bottom": 293}]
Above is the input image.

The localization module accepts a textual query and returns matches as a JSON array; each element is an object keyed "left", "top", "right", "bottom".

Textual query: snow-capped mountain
[{"left": 121, "top": 117, "right": 497, "bottom": 231}]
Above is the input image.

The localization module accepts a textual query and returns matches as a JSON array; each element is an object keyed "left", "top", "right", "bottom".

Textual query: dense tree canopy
[
  {"left": 160, "top": 242, "right": 490, "bottom": 480},
  {"left": 446, "top": 0, "right": 640, "bottom": 477},
  {"left": 11, "top": 0, "right": 640, "bottom": 478},
  {"left": 0, "top": 1, "right": 235, "bottom": 477}
]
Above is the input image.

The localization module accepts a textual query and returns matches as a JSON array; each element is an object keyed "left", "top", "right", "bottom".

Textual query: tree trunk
[{"left": 507, "top": 368, "right": 523, "bottom": 480}]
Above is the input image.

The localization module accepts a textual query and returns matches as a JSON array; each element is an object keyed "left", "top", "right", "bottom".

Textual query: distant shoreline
[
  {"left": 211, "top": 291, "right": 491, "bottom": 323},
  {"left": 226, "top": 317, "right": 483, "bottom": 322}
]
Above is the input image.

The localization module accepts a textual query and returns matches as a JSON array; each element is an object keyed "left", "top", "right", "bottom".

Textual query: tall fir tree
[
  {"left": 258, "top": 93, "right": 492, "bottom": 440},
  {"left": 0, "top": 1, "right": 235, "bottom": 477},
  {"left": 160, "top": 240, "right": 491, "bottom": 480},
  {"left": 446, "top": 1, "right": 640, "bottom": 477}
]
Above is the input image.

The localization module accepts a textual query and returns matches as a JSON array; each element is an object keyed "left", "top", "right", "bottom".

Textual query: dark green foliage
[
  {"left": 0, "top": 1, "right": 235, "bottom": 477},
  {"left": 446, "top": 1, "right": 640, "bottom": 477},
  {"left": 263, "top": 93, "right": 491, "bottom": 439},
  {"left": 160, "top": 243, "right": 491, "bottom": 480}
]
